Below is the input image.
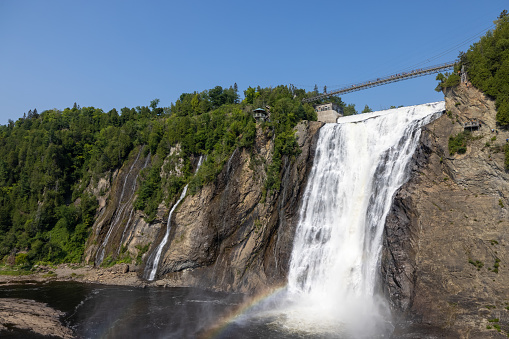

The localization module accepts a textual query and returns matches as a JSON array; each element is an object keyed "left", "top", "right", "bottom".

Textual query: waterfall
[
  {"left": 117, "top": 154, "right": 151, "bottom": 255},
  {"left": 96, "top": 148, "right": 143, "bottom": 266},
  {"left": 145, "top": 155, "right": 204, "bottom": 281},
  {"left": 284, "top": 102, "right": 444, "bottom": 336}
]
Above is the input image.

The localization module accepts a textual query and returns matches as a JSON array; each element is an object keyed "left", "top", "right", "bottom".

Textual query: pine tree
[{"left": 233, "top": 83, "right": 239, "bottom": 103}]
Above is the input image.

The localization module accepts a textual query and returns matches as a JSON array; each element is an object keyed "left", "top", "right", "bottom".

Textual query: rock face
[
  {"left": 382, "top": 83, "right": 509, "bottom": 338},
  {"left": 84, "top": 146, "right": 153, "bottom": 265},
  {"left": 84, "top": 121, "right": 323, "bottom": 293},
  {"left": 148, "top": 121, "right": 323, "bottom": 292}
]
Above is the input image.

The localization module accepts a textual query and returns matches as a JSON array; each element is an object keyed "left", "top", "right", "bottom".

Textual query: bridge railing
[{"left": 303, "top": 61, "right": 457, "bottom": 103}]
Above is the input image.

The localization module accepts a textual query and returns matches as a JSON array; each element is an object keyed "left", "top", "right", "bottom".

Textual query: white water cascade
[
  {"left": 145, "top": 156, "right": 204, "bottom": 281},
  {"left": 282, "top": 102, "right": 444, "bottom": 336}
]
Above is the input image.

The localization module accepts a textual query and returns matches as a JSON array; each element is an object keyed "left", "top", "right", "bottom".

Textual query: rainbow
[{"left": 198, "top": 284, "right": 288, "bottom": 339}]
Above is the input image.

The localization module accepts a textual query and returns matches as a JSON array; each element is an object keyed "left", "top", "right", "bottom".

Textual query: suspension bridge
[{"left": 302, "top": 61, "right": 456, "bottom": 103}]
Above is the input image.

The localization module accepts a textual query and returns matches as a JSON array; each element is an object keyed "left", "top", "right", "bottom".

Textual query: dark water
[{"left": 0, "top": 281, "right": 322, "bottom": 339}]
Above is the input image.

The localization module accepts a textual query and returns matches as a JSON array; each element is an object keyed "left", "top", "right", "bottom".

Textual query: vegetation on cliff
[
  {"left": 0, "top": 84, "right": 345, "bottom": 266},
  {"left": 437, "top": 10, "right": 509, "bottom": 125},
  {"left": 462, "top": 10, "right": 509, "bottom": 125},
  {"left": 0, "top": 104, "right": 157, "bottom": 264}
]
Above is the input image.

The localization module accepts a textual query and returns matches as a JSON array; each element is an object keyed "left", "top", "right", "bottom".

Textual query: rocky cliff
[
  {"left": 84, "top": 121, "right": 323, "bottom": 293},
  {"left": 383, "top": 82, "right": 509, "bottom": 338}
]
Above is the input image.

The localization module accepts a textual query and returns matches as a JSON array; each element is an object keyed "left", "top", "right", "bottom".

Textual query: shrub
[
  {"left": 449, "top": 131, "right": 469, "bottom": 155},
  {"left": 14, "top": 253, "right": 28, "bottom": 266}
]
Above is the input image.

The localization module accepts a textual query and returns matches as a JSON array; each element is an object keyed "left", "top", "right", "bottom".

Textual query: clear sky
[{"left": 0, "top": 0, "right": 507, "bottom": 124}]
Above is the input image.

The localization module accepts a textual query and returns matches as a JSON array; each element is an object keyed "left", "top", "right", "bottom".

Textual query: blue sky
[{"left": 0, "top": 0, "right": 507, "bottom": 124}]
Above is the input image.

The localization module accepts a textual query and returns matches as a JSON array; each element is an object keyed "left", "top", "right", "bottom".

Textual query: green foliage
[
  {"left": 362, "top": 105, "right": 373, "bottom": 113},
  {"left": 343, "top": 104, "right": 358, "bottom": 116},
  {"left": 0, "top": 267, "right": 31, "bottom": 276},
  {"left": 469, "top": 259, "right": 484, "bottom": 270},
  {"left": 435, "top": 72, "right": 461, "bottom": 91},
  {"left": 15, "top": 253, "right": 28, "bottom": 266},
  {"left": 154, "top": 84, "right": 318, "bottom": 198},
  {"left": 135, "top": 243, "right": 151, "bottom": 265},
  {"left": 459, "top": 12, "right": 509, "bottom": 125},
  {"left": 448, "top": 131, "right": 470, "bottom": 155},
  {"left": 0, "top": 102, "right": 145, "bottom": 265},
  {"left": 0, "top": 83, "right": 354, "bottom": 266},
  {"left": 493, "top": 258, "right": 501, "bottom": 273}
]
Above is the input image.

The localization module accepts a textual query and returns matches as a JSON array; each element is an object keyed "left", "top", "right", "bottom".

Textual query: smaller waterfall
[
  {"left": 117, "top": 154, "right": 151, "bottom": 255},
  {"left": 96, "top": 148, "right": 143, "bottom": 266},
  {"left": 145, "top": 156, "right": 204, "bottom": 281}
]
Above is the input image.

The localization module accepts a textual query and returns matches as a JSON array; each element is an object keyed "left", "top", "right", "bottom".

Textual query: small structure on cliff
[
  {"left": 253, "top": 108, "right": 268, "bottom": 122},
  {"left": 464, "top": 118, "right": 480, "bottom": 131},
  {"left": 314, "top": 102, "right": 343, "bottom": 123}
]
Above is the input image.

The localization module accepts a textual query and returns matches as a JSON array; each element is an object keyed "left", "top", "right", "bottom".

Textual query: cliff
[
  {"left": 84, "top": 121, "right": 323, "bottom": 293},
  {"left": 383, "top": 82, "right": 509, "bottom": 338}
]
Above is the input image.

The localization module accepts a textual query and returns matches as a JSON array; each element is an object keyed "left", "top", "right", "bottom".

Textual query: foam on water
[{"left": 282, "top": 102, "right": 444, "bottom": 337}]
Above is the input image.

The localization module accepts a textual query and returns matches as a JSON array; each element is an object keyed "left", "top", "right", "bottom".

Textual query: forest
[{"left": 0, "top": 84, "right": 351, "bottom": 267}]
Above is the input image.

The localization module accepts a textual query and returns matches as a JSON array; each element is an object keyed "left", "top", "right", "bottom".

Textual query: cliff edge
[{"left": 383, "top": 83, "right": 509, "bottom": 338}]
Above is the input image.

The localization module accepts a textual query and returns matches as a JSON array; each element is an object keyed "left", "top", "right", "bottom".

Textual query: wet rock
[
  {"left": 0, "top": 298, "right": 73, "bottom": 338},
  {"left": 383, "top": 82, "right": 509, "bottom": 337},
  {"left": 149, "top": 121, "right": 323, "bottom": 293}
]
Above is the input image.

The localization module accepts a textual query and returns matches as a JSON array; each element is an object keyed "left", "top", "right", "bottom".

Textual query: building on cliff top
[
  {"left": 314, "top": 102, "right": 343, "bottom": 123},
  {"left": 253, "top": 108, "right": 268, "bottom": 122}
]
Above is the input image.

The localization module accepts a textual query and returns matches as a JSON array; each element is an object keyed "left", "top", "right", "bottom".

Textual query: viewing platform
[{"left": 464, "top": 119, "right": 480, "bottom": 130}]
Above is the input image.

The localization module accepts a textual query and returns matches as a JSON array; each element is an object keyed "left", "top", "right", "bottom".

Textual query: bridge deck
[{"left": 303, "top": 61, "right": 456, "bottom": 103}]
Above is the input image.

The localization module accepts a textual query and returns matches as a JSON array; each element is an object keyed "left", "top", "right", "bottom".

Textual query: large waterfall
[{"left": 281, "top": 102, "right": 444, "bottom": 337}]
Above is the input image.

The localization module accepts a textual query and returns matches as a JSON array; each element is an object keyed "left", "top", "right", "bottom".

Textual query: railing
[
  {"left": 464, "top": 121, "right": 480, "bottom": 129},
  {"left": 303, "top": 61, "right": 457, "bottom": 103}
]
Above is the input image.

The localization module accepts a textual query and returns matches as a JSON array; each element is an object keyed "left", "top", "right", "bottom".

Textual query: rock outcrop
[
  {"left": 0, "top": 298, "right": 73, "bottom": 338},
  {"left": 84, "top": 120, "right": 323, "bottom": 293},
  {"left": 147, "top": 121, "right": 323, "bottom": 292},
  {"left": 84, "top": 146, "right": 152, "bottom": 266},
  {"left": 383, "top": 82, "right": 509, "bottom": 338}
]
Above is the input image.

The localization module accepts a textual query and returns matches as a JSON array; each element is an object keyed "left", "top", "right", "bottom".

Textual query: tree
[
  {"left": 343, "top": 104, "right": 357, "bottom": 116},
  {"left": 208, "top": 86, "right": 224, "bottom": 108},
  {"left": 323, "top": 86, "right": 327, "bottom": 94},
  {"left": 243, "top": 87, "right": 258, "bottom": 105},
  {"left": 362, "top": 105, "right": 373, "bottom": 113},
  {"left": 313, "top": 84, "right": 319, "bottom": 94},
  {"left": 233, "top": 83, "right": 239, "bottom": 103},
  {"left": 150, "top": 98, "right": 160, "bottom": 111}
]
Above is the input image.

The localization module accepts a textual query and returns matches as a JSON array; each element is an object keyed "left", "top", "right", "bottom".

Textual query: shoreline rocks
[{"left": 0, "top": 298, "right": 73, "bottom": 338}]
